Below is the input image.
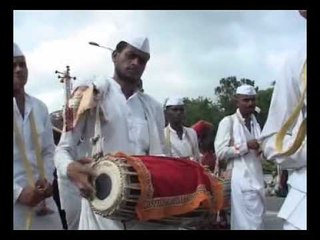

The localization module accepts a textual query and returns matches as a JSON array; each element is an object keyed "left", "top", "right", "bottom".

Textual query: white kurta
[
  {"left": 260, "top": 46, "right": 306, "bottom": 230},
  {"left": 55, "top": 77, "right": 178, "bottom": 230},
  {"left": 55, "top": 78, "right": 154, "bottom": 230},
  {"left": 215, "top": 109, "right": 265, "bottom": 230},
  {"left": 164, "top": 125, "right": 200, "bottom": 161},
  {"left": 14, "top": 94, "right": 62, "bottom": 230}
]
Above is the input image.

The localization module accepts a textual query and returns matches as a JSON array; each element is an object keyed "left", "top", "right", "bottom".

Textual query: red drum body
[{"left": 89, "top": 154, "right": 231, "bottom": 226}]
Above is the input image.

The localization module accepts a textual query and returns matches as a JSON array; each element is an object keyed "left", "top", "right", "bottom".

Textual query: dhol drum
[
  {"left": 89, "top": 155, "right": 141, "bottom": 221},
  {"left": 89, "top": 154, "right": 231, "bottom": 226}
]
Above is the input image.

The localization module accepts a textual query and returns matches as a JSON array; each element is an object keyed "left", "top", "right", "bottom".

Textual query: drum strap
[
  {"left": 214, "top": 115, "right": 234, "bottom": 177},
  {"left": 90, "top": 104, "right": 104, "bottom": 159},
  {"left": 30, "top": 111, "right": 47, "bottom": 180},
  {"left": 14, "top": 110, "right": 47, "bottom": 230}
]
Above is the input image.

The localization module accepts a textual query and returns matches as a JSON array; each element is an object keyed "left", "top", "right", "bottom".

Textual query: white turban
[
  {"left": 14, "top": 43, "right": 24, "bottom": 57},
  {"left": 120, "top": 36, "right": 150, "bottom": 55},
  {"left": 236, "top": 85, "right": 256, "bottom": 95},
  {"left": 165, "top": 97, "right": 184, "bottom": 107}
]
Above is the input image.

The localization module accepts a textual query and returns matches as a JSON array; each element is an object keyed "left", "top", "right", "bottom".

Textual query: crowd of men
[{"left": 13, "top": 10, "right": 306, "bottom": 230}]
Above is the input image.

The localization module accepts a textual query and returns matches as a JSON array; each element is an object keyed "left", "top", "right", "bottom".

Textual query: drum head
[{"left": 90, "top": 160, "right": 123, "bottom": 215}]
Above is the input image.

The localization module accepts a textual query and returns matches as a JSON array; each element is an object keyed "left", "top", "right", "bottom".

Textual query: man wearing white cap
[
  {"left": 260, "top": 10, "right": 307, "bottom": 230},
  {"left": 164, "top": 97, "right": 200, "bottom": 161},
  {"left": 13, "top": 43, "right": 62, "bottom": 229},
  {"left": 55, "top": 36, "right": 180, "bottom": 230},
  {"left": 214, "top": 85, "right": 265, "bottom": 230}
]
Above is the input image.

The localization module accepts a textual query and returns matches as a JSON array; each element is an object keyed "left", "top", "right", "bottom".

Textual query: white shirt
[
  {"left": 113, "top": 82, "right": 150, "bottom": 155},
  {"left": 215, "top": 109, "right": 265, "bottom": 229},
  {"left": 215, "top": 109, "right": 264, "bottom": 191},
  {"left": 260, "top": 48, "right": 307, "bottom": 191},
  {"left": 260, "top": 47, "right": 306, "bottom": 229},
  {"left": 55, "top": 78, "right": 165, "bottom": 177},
  {"left": 164, "top": 124, "right": 200, "bottom": 161},
  {"left": 55, "top": 77, "right": 167, "bottom": 230},
  {"left": 13, "top": 94, "right": 61, "bottom": 230}
]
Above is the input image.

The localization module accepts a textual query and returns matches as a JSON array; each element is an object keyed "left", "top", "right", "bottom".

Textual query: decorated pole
[{"left": 55, "top": 66, "right": 76, "bottom": 132}]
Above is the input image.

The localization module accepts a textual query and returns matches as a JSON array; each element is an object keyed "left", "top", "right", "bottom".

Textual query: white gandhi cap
[
  {"left": 165, "top": 97, "right": 184, "bottom": 107},
  {"left": 14, "top": 43, "right": 24, "bottom": 57},
  {"left": 236, "top": 85, "right": 256, "bottom": 95},
  {"left": 120, "top": 36, "right": 150, "bottom": 55}
]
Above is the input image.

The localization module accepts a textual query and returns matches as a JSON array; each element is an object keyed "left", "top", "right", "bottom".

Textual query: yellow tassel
[{"left": 275, "top": 62, "right": 306, "bottom": 157}]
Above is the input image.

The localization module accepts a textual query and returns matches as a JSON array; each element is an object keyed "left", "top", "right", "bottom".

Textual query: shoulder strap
[
  {"left": 14, "top": 119, "right": 35, "bottom": 187},
  {"left": 214, "top": 115, "right": 234, "bottom": 176},
  {"left": 90, "top": 104, "right": 104, "bottom": 160},
  {"left": 29, "top": 111, "right": 46, "bottom": 179},
  {"left": 184, "top": 128, "right": 198, "bottom": 161},
  {"left": 229, "top": 115, "right": 234, "bottom": 146},
  {"left": 14, "top": 116, "right": 36, "bottom": 230},
  {"left": 165, "top": 126, "right": 172, "bottom": 156}
]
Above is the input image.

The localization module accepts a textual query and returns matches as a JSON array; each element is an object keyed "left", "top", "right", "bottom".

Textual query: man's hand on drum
[{"left": 67, "top": 157, "right": 96, "bottom": 199}]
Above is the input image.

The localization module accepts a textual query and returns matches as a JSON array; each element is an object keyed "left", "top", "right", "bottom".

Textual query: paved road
[{"left": 264, "top": 196, "right": 285, "bottom": 230}]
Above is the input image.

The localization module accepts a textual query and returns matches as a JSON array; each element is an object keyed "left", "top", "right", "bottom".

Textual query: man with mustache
[
  {"left": 214, "top": 85, "right": 265, "bottom": 230},
  {"left": 54, "top": 36, "right": 180, "bottom": 230},
  {"left": 13, "top": 43, "right": 62, "bottom": 230}
]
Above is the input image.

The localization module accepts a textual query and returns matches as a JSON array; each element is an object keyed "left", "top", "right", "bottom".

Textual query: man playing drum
[{"left": 54, "top": 35, "right": 184, "bottom": 230}]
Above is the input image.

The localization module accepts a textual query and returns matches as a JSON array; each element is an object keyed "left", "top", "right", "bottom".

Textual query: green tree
[
  {"left": 214, "top": 76, "right": 258, "bottom": 116},
  {"left": 183, "top": 97, "right": 223, "bottom": 128},
  {"left": 183, "top": 97, "right": 223, "bottom": 151},
  {"left": 256, "top": 87, "right": 274, "bottom": 128}
]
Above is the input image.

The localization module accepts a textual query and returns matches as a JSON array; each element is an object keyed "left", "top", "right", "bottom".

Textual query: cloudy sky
[{"left": 13, "top": 10, "right": 306, "bottom": 113}]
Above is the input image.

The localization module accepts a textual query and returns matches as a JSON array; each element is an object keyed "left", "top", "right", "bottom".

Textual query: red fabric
[
  {"left": 137, "top": 155, "right": 212, "bottom": 197},
  {"left": 200, "top": 151, "right": 216, "bottom": 172},
  {"left": 192, "top": 120, "right": 213, "bottom": 138},
  {"left": 114, "top": 153, "right": 216, "bottom": 220},
  {"left": 114, "top": 153, "right": 227, "bottom": 221},
  {"left": 64, "top": 106, "right": 73, "bottom": 132}
]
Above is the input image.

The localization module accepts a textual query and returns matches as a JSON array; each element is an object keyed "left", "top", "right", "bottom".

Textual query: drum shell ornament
[{"left": 89, "top": 154, "right": 231, "bottom": 228}]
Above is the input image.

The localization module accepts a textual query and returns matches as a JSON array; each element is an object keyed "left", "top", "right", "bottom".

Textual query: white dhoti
[
  {"left": 214, "top": 109, "right": 266, "bottom": 230},
  {"left": 231, "top": 178, "right": 265, "bottom": 230},
  {"left": 58, "top": 178, "right": 82, "bottom": 230},
  {"left": 278, "top": 187, "right": 306, "bottom": 230},
  {"left": 283, "top": 221, "right": 300, "bottom": 230},
  {"left": 79, "top": 199, "right": 180, "bottom": 230}
]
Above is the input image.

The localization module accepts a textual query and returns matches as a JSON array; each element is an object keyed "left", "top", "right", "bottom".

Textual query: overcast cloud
[{"left": 13, "top": 10, "right": 306, "bottom": 113}]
